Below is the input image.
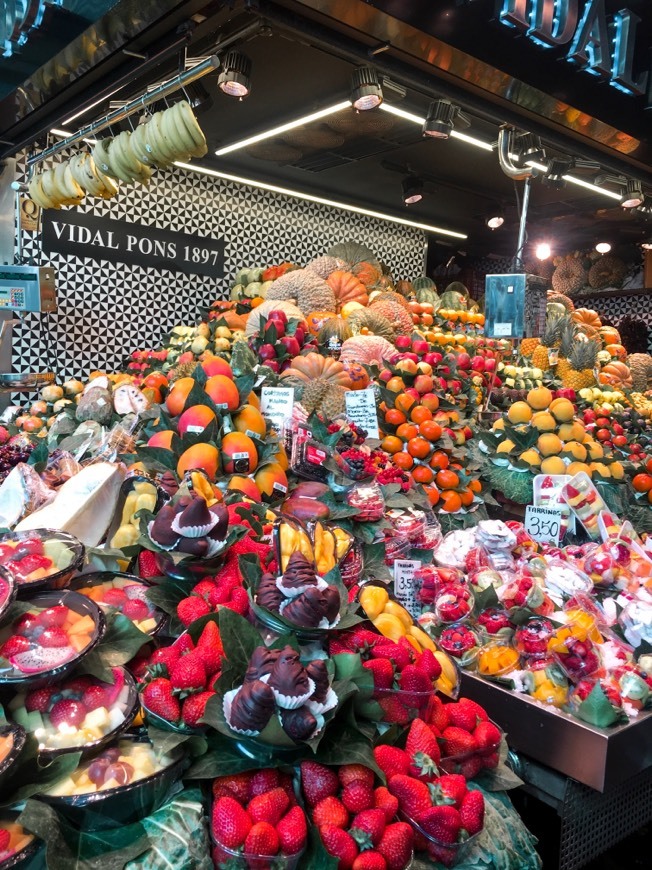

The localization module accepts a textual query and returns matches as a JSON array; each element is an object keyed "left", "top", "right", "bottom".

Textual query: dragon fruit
[{"left": 10, "top": 645, "right": 75, "bottom": 674}]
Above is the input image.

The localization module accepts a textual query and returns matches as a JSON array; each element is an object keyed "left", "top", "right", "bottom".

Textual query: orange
[
  {"left": 384, "top": 408, "right": 407, "bottom": 428},
  {"left": 381, "top": 435, "right": 404, "bottom": 454},
  {"left": 410, "top": 405, "right": 433, "bottom": 424},
  {"left": 394, "top": 394, "right": 417, "bottom": 415},
  {"left": 412, "top": 465, "right": 434, "bottom": 484},
  {"left": 397, "top": 423, "right": 419, "bottom": 442},
  {"left": 429, "top": 450, "right": 450, "bottom": 470},
  {"left": 459, "top": 487, "right": 474, "bottom": 507},
  {"left": 392, "top": 452, "right": 414, "bottom": 471},
  {"left": 633, "top": 473, "right": 652, "bottom": 493},
  {"left": 435, "top": 469, "right": 460, "bottom": 490},
  {"left": 407, "top": 437, "right": 432, "bottom": 459},
  {"left": 440, "top": 490, "right": 462, "bottom": 512},
  {"left": 419, "top": 420, "right": 443, "bottom": 442},
  {"left": 425, "top": 485, "right": 440, "bottom": 506}
]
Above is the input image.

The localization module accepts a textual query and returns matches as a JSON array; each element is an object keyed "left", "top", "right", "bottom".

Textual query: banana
[
  {"left": 148, "top": 112, "right": 176, "bottom": 165},
  {"left": 115, "top": 131, "right": 143, "bottom": 175},
  {"left": 69, "top": 154, "right": 99, "bottom": 196},
  {"left": 129, "top": 122, "right": 153, "bottom": 166},
  {"left": 92, "top": 138, "right": 117, "bottom": 179},
  {"left": 140, "top": 116, "right": 167, "bottom": 167},
  {"left": 161, "top": 104, "right": 192, "bottom": 161},
  {"left": 93, "top": 160, "right": 119, "bottom": 199},
  {"left": 63, "top": 164, "right": 85, "bottom": 204},
  {"left": 174, "top": 100, "right": 208, "bottom": 156},
  {"left": 107, "top": 136, "right": 138, "bottom": 183},
  {"left": 28, "top": 174, "right": 55, "bottom": 209},
  {"left": 41, "top": 168, "right": 63, "bottom": 206}
]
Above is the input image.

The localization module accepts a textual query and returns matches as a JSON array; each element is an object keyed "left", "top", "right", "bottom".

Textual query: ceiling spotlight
[
  {"left": 535, "top": 242, "right": 552, "bottom": 260},
  {"left": 621, "top": 179, "right": 644, "bottom": 208},
  {"left": 351, "top": 67, "right": 383, "bottom": 111},
  {"left": 485, "top": 205, "right": 504, "bottom": 230},
  {"left": 218, "top": 50, "right": 252, "bottom": 98},
  {"left": 422, "top": 99, "right": 470, "bottom": 139},
  {"left": 641, "top": 236, "right": 652, "bottom": 251},
  {"left": 402, "top": 176, "right": 423, "bottom": 205},
  {"left": 595, "top": 242, "right": 612, "bottom": 254},
  {"left": 517, "top": 133, "right": 546, "bottom": 164},
  {"left": 543, "top": 157, "right": 572, "bottom": 189}
]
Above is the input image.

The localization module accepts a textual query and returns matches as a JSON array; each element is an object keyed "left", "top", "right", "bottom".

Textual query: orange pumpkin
[
  {"left": 327, "top": 270, "right": 369, "bottom": 312},
  {"left": 605, "top": 343, "right": 627, "bottom": 361},
  {"left": 353, "top": 261, "right": 382, "bottom": 287},
  {"left": 306, "top": 310, "right": 337, "bottom": 336},
  {"left": 599, "top": 326, "right": 621, "bottom": 346},
  {"left": 221, "top": 310, "right": 247, "bottom": 330},
  {"left": 280, "top": 352, "right": 353, "bottom": 387},
  {"left": 342, "top": 361, "right": 371, "bottom": 390},
  {"left": 572, "top": 308, "right": 602, "bottom": 329},
  {"left": 600, "top": 361, "right": 632, "bottom": 388}
]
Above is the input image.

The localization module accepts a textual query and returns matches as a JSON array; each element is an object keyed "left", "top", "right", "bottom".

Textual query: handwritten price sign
[{"left": 525, "top": 505, "right": 563, "bottom": 545}]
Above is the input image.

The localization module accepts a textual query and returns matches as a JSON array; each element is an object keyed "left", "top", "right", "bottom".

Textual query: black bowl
[
  {"left": 0, "top": 810, "right": 42, "bottom": 870},
  {"left": 0, "top": 724, "right": 26, "bottom": 795},
  {"left": 0, "top": 569, "right": 17, "bottom": 626},
  {"left": 69, "top": 571, "right": 166, "bottom": 637},
  {"left": 0, "top": 529, "right": 85, "bottom": 597},
  {"left": 0, "top": 590, "right": 105, "bottom": 690}
]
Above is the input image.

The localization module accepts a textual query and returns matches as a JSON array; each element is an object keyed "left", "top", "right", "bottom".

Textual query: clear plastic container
[
  {"left": 514, "top": 618, "right": 555, "bottom": 658},
  {"left": 476, "top": 639, "right": 520, "bottom": 677},
  {"left": 561, "top": 473, "right": 607, "bottom": 541},
  {"left": 434, "top": 585, "right": 474, "bottom": 625},
  {"left": 212, "top": 839, "right": 305, "bottom": 869}
]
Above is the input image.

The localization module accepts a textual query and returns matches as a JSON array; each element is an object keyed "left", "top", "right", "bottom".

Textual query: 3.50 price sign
[{"left": 524, "top": 505, "right": 563, "bottom": 545}]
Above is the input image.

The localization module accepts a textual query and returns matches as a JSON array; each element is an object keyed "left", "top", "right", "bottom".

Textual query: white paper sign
[
  {"left": 393, "top": 559, "right": 422, "bottom": 618},
  {"left": 525, "top": 505, "right": 563, "bottom": 545},
  {"left": 345, "top": 389, "right": 379, "bottom": 439},
  {"left": 494, "top": 322, "right": 513, "bottom": 337},
  {"left": 260, "top": 387, "right": 294, "bottom": 432}
]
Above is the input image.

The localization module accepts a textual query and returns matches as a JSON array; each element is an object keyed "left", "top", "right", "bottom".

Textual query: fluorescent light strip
[
  {"left": 379, "top": 103, "right": 494, "bottom": 151},
  {"left": 50, "top": 128, "right": 98, "bottom": 146},
  {"left": 215, "top": 100, "right": 352, "bottom": 155},
  {"left": 174, "top": 161, "right": 467, "bottom": 238},
  {"left": 63, "top": 88, "right": 124, "bottom": 125}
]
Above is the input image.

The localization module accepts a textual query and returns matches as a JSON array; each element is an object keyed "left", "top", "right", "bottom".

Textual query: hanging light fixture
[
  {"left": 517, "top": 133, "right": 546, "bottom": 164},
  {"left": 542, "top": 157, "right": 572, "bottom": 189},
  {"left": 402, "top": 176, "right": 423, "bottom": 205},
  {"left": 485, "top": 205, "right": 504, "bottom": 230},
  {"left": 595, "top": 242, "right": 612, "bottom": 254},
  {"left": 217, "top": 50, "right": 252, "bottom": 98},
  {"left": 422, "top": 99, "right": 470, "bottom": 139},
  {"left": 350, "top": 67, "right": 383, "bottom": 110},
  {"left": 535, "top": 242, "right": 552, "bottom": 260},
  {"left": 621, "top": 179, "right": 644, "bottom": 208}
]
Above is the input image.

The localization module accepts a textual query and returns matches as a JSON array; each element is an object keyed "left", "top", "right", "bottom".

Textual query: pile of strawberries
[
  {"left": 211, "top": 768, "right": 308, "bottom": 862},
  {"left": 301, "top": 761, "right": 414, "bottom": 870},
  {"left": 140, "top": 620, "right": 223, "bottom": 728}
]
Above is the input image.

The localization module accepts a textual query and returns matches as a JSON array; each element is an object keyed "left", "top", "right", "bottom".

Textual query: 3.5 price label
[{"left": 524, "top": 505, "right": 563, "bottom": 545}]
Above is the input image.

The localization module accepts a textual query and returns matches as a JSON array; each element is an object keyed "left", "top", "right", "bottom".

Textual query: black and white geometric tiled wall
[{"left": 13, "top": 160, "right": 426, "bottom": 380}]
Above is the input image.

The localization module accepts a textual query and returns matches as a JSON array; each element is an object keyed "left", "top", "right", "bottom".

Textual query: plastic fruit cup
[
  {"left": 0, "top": 566, "right": 16, "bottom": 624},
  {"left": 554, "top": 637, "right": 601, "bottom": 683},
  {"left": 374, "top": 687, "right": 437, "bottom": 726},
  {"left": 475, "top": 607, "right": 514, "bottom": 643},
  {"left": 0, "top": 724, "right": 26, "bottom": 794},
  {"left": 402, "top": 809, "right": 480, "bottom": 866},
  {"left": 70, "top": 571, "right": 166, "bottom": 637},
  {"left": 521, "top": 664, "right": 569, "bottom": 708},
  {"left": 434, "top": 585, "right": 474, "bottom": 625},
  {"left": 438, "top": 625, "right": 480, "bottom": 669},
  {"left": 0, "top": 529, "right": 85, "bottom": 596},
  {"left": 211, "top": 838, "right": 305, "bottom": 869},
  {"left": 514, "top": 618, "right": 555, "bottom": 658},
  {"left": 0, "top": 813, "right": 41, "bottom": 869},
  {"left": 339, "top": 543, "right": 363, "bottom": 589},
  {"left": 477, "top": 639, "right": 520, "bottom": 677}
]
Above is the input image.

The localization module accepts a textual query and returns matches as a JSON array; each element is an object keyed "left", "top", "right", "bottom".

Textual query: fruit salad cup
[
  {"left": 345, "top": 480, "right": 385, "bottom": 522},
  {"left": 0, "top": 816, "right": 40, "bottom": 867},
  {"left": 417, "top": 566, "right": 465, "bottom": 608},
  {"left": 554, "top": 637, "right": 601, "bottom": 683},
  {"left": 0, "top": 591, "right": 104, "bottom": 689},
  {"left": 519, "top": 663, "right": 569, "bottom": 708},
  {"left": 71, "top": 572, "right": 165, "bottom": 636},
  {"left": 475, "top": 608, "right": 514, "bottom": 643},
  {"left": 0, "top": 566, "right": 16, "bottom": 623},
  {"left": 434, "top": 585, "right": 474, "bottom": 624},
  {"left": 476, "top": 639, "right": 520, "bottom": 678},
  {"left": 0, "top": 529, "right": 85, "bottom": 595},
  {"left": 514, "top": 618, "right": 555, "bottom": 660},
  {"left": 0, "top": 723, "right": 26, "bottom": 792},
  {"left": 438, "top": 625, "right": 480, "bottom": 669}
]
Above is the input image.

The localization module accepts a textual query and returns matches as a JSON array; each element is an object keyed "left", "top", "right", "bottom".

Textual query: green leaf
[
  {"left": 235, "top": 373, "right": 257, "bottom": 406},
  {"left": 217, "top": 608, "right": 263, "bottom": 673},
  {"left": 27, "top": 440, "right": 49, "bottom": 471},
  {"left": 238, "top": 553, "right": 264, "bottom": 590},
  {"left": 80, "top": 612, "right": 150, "bottom": 683},
  {"left": 145, "top": 576, "right": 193, "bottom": 615},
  {"left": 135, "top": 446, "right": 177, "bottom": 472},
  {"left": 576, "top": 682, "right": 622, "bottom": 728},
  {"left": 5, "top": 746, "right": 82, "bottom": 805},
  {"left": 304, "top": 821, "right": 338, "bottom": 870},
  {"left": 316, "top": 724, "right": 383, "bottom": 781}
]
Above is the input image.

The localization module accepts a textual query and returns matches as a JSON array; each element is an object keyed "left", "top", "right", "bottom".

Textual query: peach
[
  {"left": 396, "top": 358, "right": 417, "bottom": 375},
  {"left": 178, "top": 404, "right": 217, "bottom": 436},
  {"left": 22, "top": 416, "right": 44, "bottom": 432},
  {"left": 177, "top": 443, "right": 220, "bottom": 480},
  {"left": 166, "top": 377, "right": 195, "bottom": 416},
  {"left": 227, "top": 475, "right": 262, "bottom": 502},
  {"left": 201, "top": 357, "right": 233, "bottom": 379},
  {"left": 147, "top": 430, "right": 175, "bottom": 449},
  {"left": 414, "top": 374, "right": 434, "bottom": 395},
  {"left": 233, "top": 405, "right": 266, "bottom": 438},
  {"left": 204, "top": 375, "right": 240, "bottom": 411},
  {"left": 221, "top": 431, "right": 258, "bottom": 475},
  {"left": 254, "top": 462, "right": 288, "bottom": 501}
]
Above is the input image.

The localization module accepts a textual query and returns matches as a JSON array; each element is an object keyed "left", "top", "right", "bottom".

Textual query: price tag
[
  {"left": 494, "top": 322, "right": 513, "bottom": 337},
  {"left": 260, "top": 387, "right": 294, "bottom": 432},
  {"left": 393, "top": 559, "right": 422, "bottom": 618},
  {"left": 345, "top": 388, "right": 379, "bottom": 438},
  {"left": 525, "top": 505, "right": 564, "bottom": 545}
]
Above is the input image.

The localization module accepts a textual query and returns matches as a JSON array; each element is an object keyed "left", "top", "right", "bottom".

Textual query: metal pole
[{"left": 515, "top": 175, "right": 531, "bottom": 271}]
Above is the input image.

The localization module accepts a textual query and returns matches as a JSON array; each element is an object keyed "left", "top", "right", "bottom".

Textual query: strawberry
[
  {"left": 249, "top": 768, "right": 280, "bottom": 797},
  {"left": 330, "top": 627, "right": 381, "bottom": 655},
  {"left": 447, "top": 700, "right": 478, "bottom": 733},
  {"left": 473, "top": 720, "right": 502, "bottom": 755},
  {"left": 49, "top": 699, "right": 86, "bottom": 728},
  {"left": 342, "top": 780, "right": 374, "bottom": 814},
  {"left": 278, "top": 772, "right": 296, "bottom": 803},
  {"left": 212, "top": 773, "right": 252, "bottom": 804},
  {"left": 142, "top": 677, "right": 181, "bottom": 723},
  {"left": 25, "top": 686, "right": 55, "bottom": 713},
  {"left": 441, "top": 726, "right": 478, "bottom": 758},
  {"left": 373, "top": 787, "right": 399, "bottom": 824},
  {"left": 387, "top": 774, "right": 432, "bottom": 818},
  {"left": 244, "top": 821, "right": 279, "bottom": 855},
  {"left": 415, "top": 649, "right": 442, "bottom": 681},
  {"left": 82, "top": 685, "right": 108, "bottom": 712},
  {"left": 362, "top": 659, "right": 394, "bottom": 690},
  {"left": 225, "top": 587, "right": 250, "bottom": 616},
  {"left": 321, "top": 825, "right": 359, "bottom": 869},
  {"left": 300, "top": 760, "right": 339, "bottom": 807},
  {"left": 406, "top": 719, "right": 441, "bottom": 780},
  {"left": 398, "top": 664, "right": 432, "bottom": 703},
  {"left": 377, "top": 822, "right": 414, "bottom": 870},
  {"left": 373, "top": 746, "right": 409, "bottom": 781},
  {"left": 377, "top": 694, "right": 409, "bottom": 725},
  {"left": 248, "top": 787, "right": 290, "bottom": 826},
  {"left": 192, "top": 579, "right": 217, "bottom": 601},
  {"left": 371, "top": 642, "right": 411, "bottom": 673},
  {"left": 208, "top": 585, "right": 231, "bottom": 608},
  {"left": 39, "top": 627, "right": 70, "bottom": 648},
  {"left": 276, "top": 805, "right": 307, "bottom": 855},
  {"left": 181, "top": 690, "right": 214, "bottom": 727},
  {"left": 103, "top": 588, "right": 128, "bottom": 607},
  {"left": 428, "top": 696, "right": 451, "bottom": 732},
  {"left": 459, "top": 789, "right": 484, "bottom": 835},
  {"left": 195, "top": 620, "right": 224, "bottom": 676},
  {"left": 176, "top": 596, "right": 211, "bottom": 627},
  {"left": 212, "top": 796, "right": 252, "bottom": 849},
  {"left": 456, "top": 697, "right": 488, "bottom": 723},
  {"left": 0, "top": 636, "right": 30, "bottom": 657},
  {"left": 138, "top": 550, "right": 161, "bottom": 580},
  {"left": 482, "top": 750, "right": 500, "bottom": 769},
  {"left": 350, "top": 808, "right": 386, "bottom": 848},
  {"left": 339, "top": 764, "right": 375, "bottom": 790},
  {"left": 313, "top": 796, "right": 349, "bottom": 829},
  {"left": 38, "top": 606, "right": 69, "bottom": 627},
  {"left": 418, "top": 805, "right": 462, "bottom": 845},
  {"left": 352, "top": 852, "right": 387, "bottom": 870},
  {"left": 427, "top": 841, "right": 457, "bottom": 867},
  {"left": 458, "top": 755, "right": 484, "bottom": 779},
  {"left": 431, "top": 774, "right": 467, "bottom": 810},
  {"left": 173, "top": 633, "right": 195, "bottom": 655},
  {"left": 0, "top": 830, "right": 9, "bottom": 852},
  {"left": 122, "top": 599, "right": 149, "bottom": 621},
  {"left": 147, "top": 645, "right": 181, "bottom": 675},
  {"left": 169, "top": 652, "right": 207, "bottom": 695}
]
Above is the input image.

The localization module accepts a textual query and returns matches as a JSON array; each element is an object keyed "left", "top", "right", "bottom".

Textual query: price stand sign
[
  {"left": 524, "top": 505, "right": 563, "bottom": 546},
  {"left": 393, "top": 559, "right": 422, "bottom": 618},
  {"left": 345, "top": 389, "right": 379, "bottom": 438},
  {"left": 260, "top": 387, "right": 294, "bottom": 433}
]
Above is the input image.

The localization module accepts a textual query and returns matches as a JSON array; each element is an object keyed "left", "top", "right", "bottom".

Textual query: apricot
[
  {"left": 507, "top": 402, "right": 533, "bottom": 424},
  {"left": 205, "top": 375, "right": 240, "bottom": 411},
  {"left": 558, "top": 421, "right": 586, "bottom": 443},
  {"left": 414, "top": 374, "right": 434, "bottom": 395},
  {"left": 254, "top": 462, "right": 289, "bottom": 501},
  {"left": 527, "top": 386, "right": 553, "bottom": 410},
  {"left": 166, "top": 377, "right": 195, "bottom": 416},
  {"left": 233, "top": 405, "right": 266, "bottom": 438},
  {"left": 227, "top": 475, "right": 262, "bottom": 502},
  {"left": 531, "top": 411, "right": 557, "bottom": 432},
  {"left": 176, "top": 443, "right": 219, "bottom": 480},
  {"left": 537, "top": 433, "right": 563, "bottom": 456},
  {"left": 221, "top": 432, "right": 258, "bottom": 475},
  {"left": 549, "top": 397, "right": 575, "bottom": 422},
  {"left": 540, "top": 456, "right": 566, "bottom": 475},
  {"left": 201, "top": 357, "right": 233, "bottom": 379},
  {"left": 178, "top": 404, "right": 217, "bottom": 436},
  {"left": 147, "top": 430, "right": 175, "bottom": 449}
]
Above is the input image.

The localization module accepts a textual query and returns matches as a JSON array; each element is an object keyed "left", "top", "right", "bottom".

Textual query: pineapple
[
  {"left": 556, "top": 321, "right": 577, "bottom": 382},
  {"left": 562, "top": 339, "right": 600, "bottom": 390},
  {"left": 519, "top": 335, "right": 540, "bottom": 358},
  {"left": 531, "top": 314, "right": 567, "bottom": 371}
]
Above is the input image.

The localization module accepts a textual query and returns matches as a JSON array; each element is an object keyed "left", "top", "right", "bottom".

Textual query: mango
[
  {"left": 409, "top": 624, "right": 438, "bottom": 653},
  {"left": 359, "top": 585, "right": 389, "bottom": 620},
  {"left": 281, "top": 496, "right": 330, "bottom": 522},
  {"left": 373, "top": 612, "right": 407, "bottom": 641},
  {"left": 384, "top": 601, "right": 413, "bottom": 629}
]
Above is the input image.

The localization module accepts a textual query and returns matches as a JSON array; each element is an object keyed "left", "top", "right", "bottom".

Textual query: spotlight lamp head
[
  {"left": 543, "top": 157, "right": 572, "bottom": 189},
  {"left": 422, "top": 99, "right": 470, "bottom": 139},
  {"left": 621, "top": 179, "right": 644, "bottom": 208},
  {"left": 641, "top": 235, "right": 652, "bottom": 251},
  {"left": 595, "top": 242, "right": 611, "bottom": 254},
  {"left": 517, "top": 132, "right": 546, "bottom": 163},
  {"left": 402, "top": 176, "right": 423, "bottom": 205},
  {"left": 535, "top": 242, "right": 551, "bottom": 260},
  {"left": 351, "top": 66, "right": 383, "bottom": 110},
  {"left": 486, "top": 205, "right": 504, "bottom": 230},
  {"left": 218, "top": 50, "right": 252, "bottom": 98}
]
